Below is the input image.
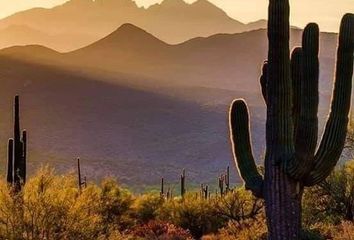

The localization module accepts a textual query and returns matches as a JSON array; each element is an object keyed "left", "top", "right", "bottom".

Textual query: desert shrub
[
  {"left": 0, "top": 167, "right": 136, "bottom": 239},
  {"left": 302, "top": 186, "right": 340, "bottom": 225},
  {"left": 333, "top": 221, "right": 354, "bottom": 239},
  {"left": 98, "top": 230, "right": 135, "bottom": 240},
  {"left": 0, "top": 177, "right": 22, "bottom": 238},
  {"left": 302, "top": 221, "right": 354, "bottom": 240},
  {"left": 158, "top": 193, "right": 226, "bottom": 239},
  {"left": 133, "top": 193, "right": 164, "bottom": 224},
  {"left": 98, "top": 178, "right": 133, "bottom": 232},
  {"left": 303, "top": 160, "right": 354, "bottom": 226},
  {"left": 323, "top": 160, "right": 354, "bottom": 221},
  {"left": 212, "top": 188, "right": 263, "bottom": 224},
  {"left": 63, "top": 184, "right": 103, "bottom": 239},
  {"left": 204, "top": 218, "right": 267, "bottom": 240},
  {"left": 129, "top": 220, "right": 193, "bottom": 240},
  {"left": 0, "top": 167, "right": 102, "bottom": 239}
]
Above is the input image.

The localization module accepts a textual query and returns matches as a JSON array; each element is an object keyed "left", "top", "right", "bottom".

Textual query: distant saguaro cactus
[
  {"left": 201, "top": 184, "right": 208, "bottom": 199},
  {"left": 7, "top": 139, "right": 14, "bottom": 184},
  {"left": 77, "top": 158, "right": 87, "bottom": 191},
  {"left": 7, "top": 96, "right": 27, "bottom": 190},
  {"left": 180, "top": 169, "right": 186, "bottom": 197},
  {"left": 218, "top": 174, "right": 225, "bottom": 196},
  {"left": 225, "top": 166, "right": 230, "bottom": 193},
  {"left": 229, "top": 0, "right": 354, "bottom": 238},
  {"left": 160, "top": 177, "right": 164, "bottom": 198}
]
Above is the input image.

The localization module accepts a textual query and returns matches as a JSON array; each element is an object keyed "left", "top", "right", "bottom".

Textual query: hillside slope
[{"left": 0, "top": 27, "right": 340, "bottom": 187}]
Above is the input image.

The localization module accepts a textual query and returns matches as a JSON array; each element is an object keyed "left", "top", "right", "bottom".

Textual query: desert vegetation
[
  {"left": 3, "top": 95, "right": 353, "bottom": 240},
  {"left": 0, "top": 162, "right": 352, "bottom": 240},
  {"left": 0, "top": 0, "right": 353, "bottom": 239}
]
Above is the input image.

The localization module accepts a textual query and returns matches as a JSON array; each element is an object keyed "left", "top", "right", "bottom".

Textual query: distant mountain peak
[
  {"left": 192, "top": 0, "right": 216, "bottom": 7},
  {"left": 159, "top": 0, "right": 188, "bottom": 7},
  {"left": 63, "top": 0, "right": 93, "bottom": 7},
  {"left": 72, "top": 23, "right": 168, "bottom": 54},
  {"left": 109, "top": 23, "right": 167, "bottom": 45},
  {"left": 115, "top": 23, "right": 147, "bottom": 35},
  {"left": 95, "top": 0, "right": 138, "bottom": 8}
]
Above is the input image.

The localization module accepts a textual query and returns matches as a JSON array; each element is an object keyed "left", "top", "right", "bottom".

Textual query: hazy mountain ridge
[
  {"left": 0, "top": 25, "right": 340, "bottom": 186},
  {"left": 0, "top": 0, "right": 268, "bottom": 51},
  {"left": 1, "top": 25, "right": 337, "bottom": 92}
]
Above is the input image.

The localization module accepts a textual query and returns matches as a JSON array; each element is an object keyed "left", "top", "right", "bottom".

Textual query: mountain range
[
  {"left": 0, "top": 0, "right": 268, "bottom": 51},
  {"left": 0, "top": 23, "right": 341, "bottom": 188}
]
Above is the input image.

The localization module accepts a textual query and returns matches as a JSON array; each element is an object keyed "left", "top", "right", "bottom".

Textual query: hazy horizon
[{"left": 1, "top": 0, "right": 353, "bottom": 33}]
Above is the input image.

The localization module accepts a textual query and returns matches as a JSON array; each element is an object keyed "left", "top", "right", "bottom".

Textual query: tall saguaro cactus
[
  {"left": 229, "top": 1, "right": 354, "bottom": 238},
  {"left": 7, "top": 95, "right": 27, "bottom": 190}
]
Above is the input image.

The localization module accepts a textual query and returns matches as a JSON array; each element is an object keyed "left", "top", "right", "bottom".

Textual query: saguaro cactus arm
[
  {"left": 260, "top": 61, "right": 268, "bottom": 104},
  {"left": 229, "top": 99, "right": 263, "bottom": 197},
  {"left": 21, "top": 130, "right": 27, "bottom": 183},
  {"left": 291, "top": 47, "right": 303, "bottom": 135},
  {"left": 305, "top": 14, "right": 354, "bottom": 186},
  {"left": 7, "top": 139, "right": 14, "bottom": 184},
  {"left": 287, "top": 23, "right": 320, "bottom": 180}
]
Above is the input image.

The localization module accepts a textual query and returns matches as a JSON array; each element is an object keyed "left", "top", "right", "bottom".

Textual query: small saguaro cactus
[
  {"left": 218, "top": 175, "right": 225, "bottom": 197},
  {"left": 77, "top": 158, "right": 87, "bottom": 191},
  {"left": 225, "top": 166, "right": 230, "bottom": 193},
  {"left": 160, "top": 177, "right": 164, "bottom": 198},
  {"left": 201, "top": 184, "right": 208, "bottom": 199},
  {"left": 6, "top": 139, "right": 14, "bottom": 184},
  {"left": 229, "top": 0, "right": 354, "bottom": 238},
  {"left": 180, "top": 169, "right": 186, "bottom": 197},
  {"left": 7, "top": 96, "right": 27, "bottom": 190}
]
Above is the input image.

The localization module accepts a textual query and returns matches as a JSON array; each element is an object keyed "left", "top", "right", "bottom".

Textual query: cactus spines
[
  {"left": 229, "top": 0, "right": 354, "bottom": 237},
  {"left": 7, "top": 139, "right": 14, "bottom": 184},
  {"left": 180, "top": 169, "right": 186, "bottom": 197},
  {"left": 8, "top": 95, "right": 27, "bottom": 190}
]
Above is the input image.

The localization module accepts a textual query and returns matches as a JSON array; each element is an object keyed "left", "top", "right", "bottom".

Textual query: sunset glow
[{"left": 0, "top": 0, "right": 353, "bottom": 32}]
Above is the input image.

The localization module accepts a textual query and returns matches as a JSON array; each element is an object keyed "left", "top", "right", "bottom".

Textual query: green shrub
[
  {"left": 133, "top": 193, "right": 164, "bottom": 224},
  {"left": 158, "top": 193, "right": 225, "bottom": 238}
]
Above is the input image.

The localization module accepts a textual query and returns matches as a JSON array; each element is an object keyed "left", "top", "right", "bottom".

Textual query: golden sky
[{"left": 1, "top": 0, "right": 353, "bottom": 32}]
